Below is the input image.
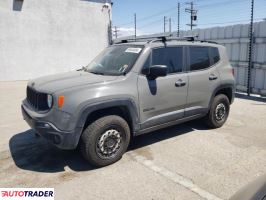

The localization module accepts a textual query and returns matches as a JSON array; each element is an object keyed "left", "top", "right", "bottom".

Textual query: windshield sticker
[{"left": 125, "top": 48, "right": 142, "bottom": 54}]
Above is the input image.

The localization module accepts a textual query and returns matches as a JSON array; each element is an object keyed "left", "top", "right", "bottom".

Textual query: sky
[{"left": 111, "top": 0, "right": 266, "bottom": 37}]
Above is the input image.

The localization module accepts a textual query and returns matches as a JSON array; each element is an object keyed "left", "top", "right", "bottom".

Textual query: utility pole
[
  {"left": 247, "top": 0, "right": 255, "bottom": 96},
  {"left": 134, "top": 13, "right": 137, "bottom": 40},
  {"left": 169, "top": 18, "right": 172, "bottom": 35},
  {"left": 164, "top": 16, "right": 167, "bottom": 35},
  {"left": 185, "top": 1, "right": 197, "bottom": 30},
  {"left": 108, "top": 10, "right": 112, "bottom": 45},
  {"left": 177, "top": 2, "right": 180, "bottom": 37},
  {"left": 113, "top": 26, "right": 119, "bottom": 39}
]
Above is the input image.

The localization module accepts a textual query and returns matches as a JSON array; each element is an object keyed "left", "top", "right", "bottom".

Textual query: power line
[
  {"left": 197, "top": 18, "right": 264, "bottom": 26},
  {"left": 199, "top": 11, "right": 263, "bottom": 18},
  {"left": 138, "top": 16, "right": 186, "bottom": 32},
  {"left": 196, "top": 14, "right": 264, "bottom": 23},
  {"left": 136, "top": 9, "right": 180, "bottom": 29},
  {"left": 138, "top": 18, "right": 164, "bottom": 29},
  {"left": 197, "top": 0, "right": 250, "bottom": 9},
  {"left": 115, "top": 5, "right": 185, "bottom": 27},
  {"left": 137, "top": 7, "right": 178, "bottom": 22},
  {"left": 197, "top": 4, "right": 264, "bottom": 18},
  {"left": 114, "top": 0, "right": 265, "bottom": 36}
]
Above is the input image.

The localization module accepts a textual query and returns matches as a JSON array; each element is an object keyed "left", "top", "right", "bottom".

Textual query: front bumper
[{"left": 21, "top": 105, "right": 81, "bottom": 150}]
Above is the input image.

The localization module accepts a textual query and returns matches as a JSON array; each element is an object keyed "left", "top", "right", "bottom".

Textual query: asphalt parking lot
[{"left": 0, "top": 81, "right": 266, "bottom": 200}]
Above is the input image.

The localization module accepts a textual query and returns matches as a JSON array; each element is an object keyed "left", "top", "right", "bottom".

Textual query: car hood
[{"left": 28, "top": 71, "right": 119, "bottom": 93}]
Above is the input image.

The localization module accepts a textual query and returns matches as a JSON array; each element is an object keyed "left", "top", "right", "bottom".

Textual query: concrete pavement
[{"left": 0, "top": 81, "right": 266, "bottom": 200}]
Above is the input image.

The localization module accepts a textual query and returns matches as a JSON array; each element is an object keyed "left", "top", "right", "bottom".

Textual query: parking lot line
[{"left": 129, "top": 151, "right": 223, "bottom": 200}]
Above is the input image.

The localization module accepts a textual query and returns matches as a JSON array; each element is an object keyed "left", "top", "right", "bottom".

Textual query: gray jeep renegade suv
[{"left": 21, "top": 37, "right": 235, "bottom": 167}]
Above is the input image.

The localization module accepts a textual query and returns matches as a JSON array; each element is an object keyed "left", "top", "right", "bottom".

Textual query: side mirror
[{"left": 148, "top": 65, "right": 167, "bottom": 80}]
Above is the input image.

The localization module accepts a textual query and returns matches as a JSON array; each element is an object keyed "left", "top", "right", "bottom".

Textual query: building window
[{"left": 13, "top": 0, "right": 24, "bottom": 11}]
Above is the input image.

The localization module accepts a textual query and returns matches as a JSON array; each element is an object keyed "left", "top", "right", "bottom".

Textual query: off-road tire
[
  {"left": 204, "top": 94, "right": 230, "bottom": 128},
  {"left": 80, "top": 115, "right": 130, "bottom": 167}
]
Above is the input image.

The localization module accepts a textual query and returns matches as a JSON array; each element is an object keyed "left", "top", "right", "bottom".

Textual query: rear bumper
[{"left": 21, "top": 105, "right": 81, "bottom": 150}]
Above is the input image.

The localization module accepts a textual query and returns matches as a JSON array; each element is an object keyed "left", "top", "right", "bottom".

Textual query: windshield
[{"left": 85, "top": 45, "right": 143, "bottom": 75}]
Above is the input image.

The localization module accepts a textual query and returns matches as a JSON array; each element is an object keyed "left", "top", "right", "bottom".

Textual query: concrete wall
[{"left": 0, "top": 0, "right": 111, "bottom": 81}]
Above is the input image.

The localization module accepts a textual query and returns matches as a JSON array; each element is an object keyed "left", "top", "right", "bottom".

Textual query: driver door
[{"left": 137, "top": 46, "right": 188, "bottom": 129}]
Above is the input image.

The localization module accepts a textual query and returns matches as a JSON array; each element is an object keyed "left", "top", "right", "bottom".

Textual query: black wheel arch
[
  {"left": 76, "top": 99, "right": 140, "bottom": 140},
  {"left": 209, "top": 84, "right": 235, "bottom": 109}
]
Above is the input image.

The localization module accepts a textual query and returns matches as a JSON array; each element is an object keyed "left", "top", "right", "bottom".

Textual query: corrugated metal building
[
  {"left": 180, "top": 21, "right": 266, "bottom": 96},
  {"left": 119, "top": 21, "right": 266, "bottom": 96}
]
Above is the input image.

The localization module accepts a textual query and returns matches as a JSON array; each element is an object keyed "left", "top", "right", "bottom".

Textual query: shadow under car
[{"left": 9, "top": 120, "right": 207, "bottom": 172}]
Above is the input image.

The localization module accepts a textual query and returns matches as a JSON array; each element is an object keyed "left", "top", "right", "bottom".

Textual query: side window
[
  {"left": 210, "top": 47, "right": 220, "bottom": 65},
  {"left": 189, "top": 47, "right": 210, "bottom": 71},
  {"left": 152, "top": 47, "right": 183, "bottom": 74}
]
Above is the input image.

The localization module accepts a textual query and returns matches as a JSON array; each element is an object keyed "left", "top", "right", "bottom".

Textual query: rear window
[
  {"left": 210, "top": 47, "right": 220, "bottom": 64},
  {"left": 189, "top": 46, "right": 210, "bottom": 71}
]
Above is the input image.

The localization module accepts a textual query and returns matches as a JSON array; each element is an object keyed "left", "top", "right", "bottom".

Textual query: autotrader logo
[{"left": 0, "top": 188, "right": 54, "bottom": 200}]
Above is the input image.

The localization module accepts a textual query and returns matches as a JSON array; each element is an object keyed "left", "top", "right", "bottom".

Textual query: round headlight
[{"left": 47, "top": 94, "right": 53, "bottom": 108}]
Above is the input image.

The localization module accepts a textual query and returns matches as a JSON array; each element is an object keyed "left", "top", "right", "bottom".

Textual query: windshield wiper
[
  {"left": 77, "top": 66, "right": 86, "bottom": 71},
  {"left": 89, "top": 71, "right": 105, "bottom": 75}
]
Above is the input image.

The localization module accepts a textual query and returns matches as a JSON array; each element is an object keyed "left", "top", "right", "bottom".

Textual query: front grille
[{"left": 27, "top": 87, "right": 49, "bottom": 111}]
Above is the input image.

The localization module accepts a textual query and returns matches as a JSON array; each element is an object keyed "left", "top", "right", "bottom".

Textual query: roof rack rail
[
  {"left": 199, "top": 40, "right": 218, "bottom": 44},
  {"left": 114, "top": 36, "right": 195, "bottom": 44},
  {"left": 148, "top": 36, "right": 197, "bottom": 43},
  {"left": 114, "top": 35, "right": 217, "bottom": 44},
  {"left": 114, "top": 36, "right": 165, "bottom": 44}
]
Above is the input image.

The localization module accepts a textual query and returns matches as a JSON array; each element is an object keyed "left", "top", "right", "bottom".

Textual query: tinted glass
[
  {"left": 189, "top": 47, "right": 210, "bottom": 71},
  {"left": 152, "top": 47, "right": 183, "bottom": 73},
  {"left": 210, "top": 47, "right": 220, "bottom": 64}
]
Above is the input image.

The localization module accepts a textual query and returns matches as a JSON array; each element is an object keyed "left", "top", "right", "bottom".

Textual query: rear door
[
  {"left": 185, "top": 46, "right": 221, "bottom": 116},
  {"left": 137, "top": 46, "right": 188, "bottom": 129}
]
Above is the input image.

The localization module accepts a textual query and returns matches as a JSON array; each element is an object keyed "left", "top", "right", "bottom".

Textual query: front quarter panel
[{"left": 55, "top": 73, "right": 139, "bottom": 132}]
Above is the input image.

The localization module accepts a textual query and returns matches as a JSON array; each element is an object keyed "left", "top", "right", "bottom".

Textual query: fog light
[{"left": 44, "top": 123, "right": 51, "bottom": 128}]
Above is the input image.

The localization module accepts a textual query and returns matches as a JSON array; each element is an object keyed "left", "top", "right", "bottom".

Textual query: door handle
[
  {"left": 175, "top": 79, "right": 186, "bottom": 87},
  {"left": 209, "top": 74, "right": 218, "bottom": 81}
]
